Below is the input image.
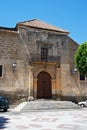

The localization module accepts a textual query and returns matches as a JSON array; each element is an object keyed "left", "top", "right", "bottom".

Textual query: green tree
[{"left": 74, "top": 42, "right": 87, "bottom": 76}]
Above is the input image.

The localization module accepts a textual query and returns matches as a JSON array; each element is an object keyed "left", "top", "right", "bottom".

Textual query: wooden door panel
[{"left": 37, "top": 71, "right": 52, "bottom": 99}]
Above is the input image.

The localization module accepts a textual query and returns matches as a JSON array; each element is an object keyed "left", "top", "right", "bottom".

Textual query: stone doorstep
[{"left": 17, "top": 100, "right": 80, "bottom": 112}]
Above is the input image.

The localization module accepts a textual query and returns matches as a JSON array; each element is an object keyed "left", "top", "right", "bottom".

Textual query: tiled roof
[
  {"left": 17, "top": 19, "right": 69, "bottom": 34},
  {"left": 0, "top": 26, "right": 18, "bottom": 33}
]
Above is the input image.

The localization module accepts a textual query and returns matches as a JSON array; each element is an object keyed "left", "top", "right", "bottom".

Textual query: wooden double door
[{"left": 37, "top": 71, "right": 52, "bottom": 99}]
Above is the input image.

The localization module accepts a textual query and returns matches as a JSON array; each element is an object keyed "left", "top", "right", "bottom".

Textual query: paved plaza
[{"left": 0, "top": 108, "right": 87, "bottom": 130}]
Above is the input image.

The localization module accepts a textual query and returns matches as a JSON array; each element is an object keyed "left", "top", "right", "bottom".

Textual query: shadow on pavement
[{"left": 0, "top": 116, "right": 9, "bottom": 129}]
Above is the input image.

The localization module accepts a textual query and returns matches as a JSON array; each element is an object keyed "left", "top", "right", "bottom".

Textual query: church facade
[{"left": 0, "top": 19, "right": 87, "bottom": 102}]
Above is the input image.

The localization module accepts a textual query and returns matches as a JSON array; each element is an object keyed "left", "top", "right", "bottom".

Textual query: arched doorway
[{"left": 37, "top": 71, "right": 52, "bottom": 99}]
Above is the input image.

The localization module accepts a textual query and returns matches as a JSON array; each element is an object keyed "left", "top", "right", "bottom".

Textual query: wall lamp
[
  {"left": 12, "top": 61, "right": 17, "bottom": 72},
  {"left": 74, "top": 68, "right": 77, "bottom": 72},
  {"left": 71, "top": 67, "right": 77, "bottom": 74}
]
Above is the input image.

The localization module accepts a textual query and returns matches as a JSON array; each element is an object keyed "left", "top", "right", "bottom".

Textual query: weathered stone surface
[
  {"left": 0, "top": 19, "right": 85, "bottom": 104},
  {"left": 20, "top": 100, "right": 80, "bottom": 112}
]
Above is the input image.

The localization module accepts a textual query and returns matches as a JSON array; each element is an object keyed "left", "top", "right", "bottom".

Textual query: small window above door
[
  {"left": 41, "top": 48, "right": 48, "bottom": 61},
  {"left": 0, "top": 65, "right": 3, "bottom": 77},
  {"left": 80, "top": 74, "right": 85, "bottom": 81}
]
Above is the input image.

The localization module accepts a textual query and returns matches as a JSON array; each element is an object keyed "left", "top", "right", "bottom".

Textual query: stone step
[{"left": 20, "top": 100, "right": 80, "bottom": 112}]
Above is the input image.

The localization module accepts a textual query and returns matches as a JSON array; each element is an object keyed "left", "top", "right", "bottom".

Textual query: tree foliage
[{"left": 74, "top": 42, "right": 87, "bottom": 75}]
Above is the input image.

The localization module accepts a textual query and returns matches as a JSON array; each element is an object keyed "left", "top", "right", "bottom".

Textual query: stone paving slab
[{"left": 0, "top": 108, "right": 87, "bottom": 130}]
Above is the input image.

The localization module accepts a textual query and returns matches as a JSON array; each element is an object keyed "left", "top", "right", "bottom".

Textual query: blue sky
[{"left": 0, "top": 0, "right": 87, "bottom": 44}]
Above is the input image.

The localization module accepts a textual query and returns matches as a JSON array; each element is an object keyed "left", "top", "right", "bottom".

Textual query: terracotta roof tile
[{"left": 18, "top": 19, "right": 69, "bottom": 34}]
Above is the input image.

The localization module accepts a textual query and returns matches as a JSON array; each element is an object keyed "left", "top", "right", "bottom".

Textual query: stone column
[
  {"left": 33, "top": 78, "right": 37, "bottom": 99},
  {"left": 56, "top": 68, "right": 61, "bottom": 96},
  {"left": 28, "top": 66, "right": 33, "bottom": 97},
  {"left": 51, "top": 79, "right": 56, "bottom": 98}
]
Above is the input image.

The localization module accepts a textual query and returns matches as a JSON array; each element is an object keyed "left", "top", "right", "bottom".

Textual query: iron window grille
[{"left": 41, "top": 48, "right": 48, "bottom": 61}]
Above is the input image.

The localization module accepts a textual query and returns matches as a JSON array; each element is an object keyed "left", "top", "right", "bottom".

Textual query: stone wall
[
  {"left": 18, "top": 26, "right": 81, "bottom": 99},
  {"left": 0, "top": 30, "right": 29, "bottom": 102},
  {"left": 18, "top": 26, "right": 69, "bottom": 64},
  {"left": 0, "top": 24, "right": 86, "bottom": 104}
]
